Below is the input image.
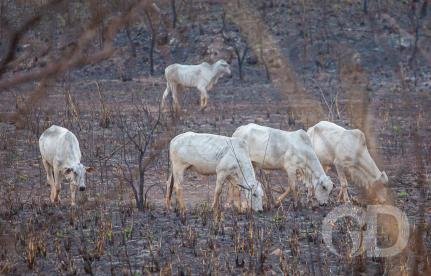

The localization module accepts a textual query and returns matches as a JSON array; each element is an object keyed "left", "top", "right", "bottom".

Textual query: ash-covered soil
[{"left": 0, "top": 0, "right": 430, "bottom": 275}]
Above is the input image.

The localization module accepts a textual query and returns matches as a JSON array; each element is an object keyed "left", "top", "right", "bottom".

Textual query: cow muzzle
[{"left": 79, "top": 186, "right": 86, "bottom": 192}]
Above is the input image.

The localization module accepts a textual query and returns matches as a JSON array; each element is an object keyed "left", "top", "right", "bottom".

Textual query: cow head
[
  {"left": 215, "top": 59, "right": 231, "bottom": 77},
  {"left": 244, "top": 180, "right": 264, "bottom": 212},
  {"left": 314, "top": 175, "right": 334, "bottom": 205},
  {"left": 64, "top": 164, "right": 95, "bottom": 191}
]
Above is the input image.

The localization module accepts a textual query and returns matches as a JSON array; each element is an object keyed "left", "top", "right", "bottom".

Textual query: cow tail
[
  {"left": 165, "top": 163, "right": 174, "bottom": 209},
  {"left": 168, "top": 172, "right": 174, "bottom": 200}
]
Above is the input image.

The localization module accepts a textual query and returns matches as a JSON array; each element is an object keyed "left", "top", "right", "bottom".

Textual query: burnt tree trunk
[
  {"left": 125, "top": 23, "right": 136, "bottom": 58},
  {"left": 171, "top": 0, "right": 176, "bottom": 28},
  {"left": 235, "top": 46, "right": 248, "bottom": 81},
  {"left": 137, "top": 150, "right": 145, "bottom": 211},
  {"left": 420, "top": 0, "right": 428, "bottom": 18},
  {"left": 145, "top": 9, "right": 156, "bottom": 75}
]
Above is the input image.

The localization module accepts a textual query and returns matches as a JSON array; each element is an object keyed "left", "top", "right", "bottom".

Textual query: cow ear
[
  {"left": 64, "top": 168, "right": 73, "bottom": 175},
  {"left": 381, "top": 171, "right": 388, "bottom": 183},
  {"left": 86, "top": 167, "right": 96, "bottom": 173}
]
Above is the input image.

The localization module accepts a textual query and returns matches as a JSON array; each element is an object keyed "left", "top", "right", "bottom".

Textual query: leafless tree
[
  {"left": 0, "top": 0, "right": 154, "bottom": 125},
  {"left": 143, "top": 2, "right": 164, "bottom": 75},
  {"left": 114, "top": 103, "right": 173, "bottom": 211},
  {"left": 171, "top": 0, "right": 177, "bottom": 28},
  {"left": 125, "top": 22, "right": 137, "bottom": 58},
  {"left": 145, "top": 8, "right": 156, "bottom": 75},
  {"left": 223, "top": 31, "right": 249, "bottom": 81}
]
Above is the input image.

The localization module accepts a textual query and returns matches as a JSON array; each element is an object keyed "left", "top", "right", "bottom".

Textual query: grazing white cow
[
  {"left": 307, "top": 121, "right": 388, "bottom": 203},
  {"left": 39, "top": 125, "right": 94, "bottom": 206},
  {"left": 165, "top": 132, "right": 264, "bottom": 214},
  {"left": 161, "top": 59, "right": 231, "bottom": 112},
  {"left": 232, "top": 123, "right": 333, "bottom": 206}
]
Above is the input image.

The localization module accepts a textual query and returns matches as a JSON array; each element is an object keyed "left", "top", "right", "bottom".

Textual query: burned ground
[{"left": 0, "top": 0, "right": 430, "bottom": 275}]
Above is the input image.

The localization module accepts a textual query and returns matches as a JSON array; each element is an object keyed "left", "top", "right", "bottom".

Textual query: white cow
[
  {"left": 161, "top": 59, "right": 231, "bottom": 112},
  {"left": 232, "top": 123, "right": 334, "bottom": 206},
  {"left": 165, "top": 132, "right": 264, "bottom": 214},
  {"left": 39, "top": 125, "right": 94, "bottom": 206},
  {"left": 307, "top": 121, "right": 388, "bottom": 203}
]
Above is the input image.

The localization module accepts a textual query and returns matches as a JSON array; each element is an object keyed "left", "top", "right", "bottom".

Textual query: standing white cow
[
  {"left": 161, "top": 59, "right": 231, "bottom": 112},
  {"left": 39, "top": 125, "right": 94, "bottom": 206},
  {"left": 165, "top": 132, "right": 264, "bottom": 215},
  {"left": 307, "top": 121, "right": 388, "bottom": 203},
  {"left": 232, "top": 123, "right": 333, "bottom": 206}
]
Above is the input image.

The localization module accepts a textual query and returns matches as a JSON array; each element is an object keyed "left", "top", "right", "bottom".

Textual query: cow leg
[
  {"left": 171, "top": 84, "right": 181, "bottom": 113},
  {"left": 212, "top": 171, "right": 228, "bottom": 211},
  {"left": 42, "top": 158, "right": 54, "bottom": 187},
  {"left": 161, "top": 84, "right": 170, "bottom": 110},
  {"left": 276, "top": 169, "right": 297, "bottom": 206},
  {"left": 70, "top": 183, "right": 77, "bottom": 206},
  {"left": 334, "top": 161, "right": 350, "bottom": 203},
  {"left": 198, "top": 86, "right": 208, "bottom": 110},
  {"left": 52, "top": 166, "right": 63, "bottom": 203},
  {"left": 172, "top": 165, "right": 186, "bottom": 215},
  {"left": 165, "top": 173, "right": 174, "bottom": 210}
]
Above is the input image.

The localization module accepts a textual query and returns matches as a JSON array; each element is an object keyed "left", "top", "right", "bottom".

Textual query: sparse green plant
[
  {"left": 124, "top": 225, "right": 133, "bottom": 240},
  {"left": 398, "top": 191, "right": 408, "bottom": 197},
  {"left": 272, "top": 211, "right": 286, "bottom": 231}
]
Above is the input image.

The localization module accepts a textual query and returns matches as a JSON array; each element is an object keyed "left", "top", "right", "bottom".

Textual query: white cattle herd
[
  {"left": 39, "top": 122, "right": 386, "bottom": 212},
  {"left": 37, "top": 60, "right": 388, "bottom": 214}
]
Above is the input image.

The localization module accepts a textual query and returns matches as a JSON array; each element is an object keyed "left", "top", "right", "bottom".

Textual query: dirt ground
[{"left": 0, "top": 0, "right": 431, "bottom": 275}]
